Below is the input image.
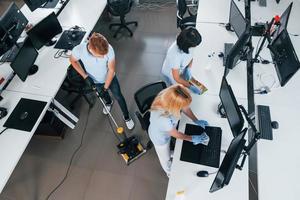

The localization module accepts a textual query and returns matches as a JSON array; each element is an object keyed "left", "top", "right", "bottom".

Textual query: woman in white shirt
[
  {"left": 161, "top": 27, "right": 202, "bottom": 95},
  {"left": 148, "top": 85, "right": 209, "bottom": 176}
]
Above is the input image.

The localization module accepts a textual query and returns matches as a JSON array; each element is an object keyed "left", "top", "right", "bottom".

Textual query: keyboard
[
  {"left": 180, "top": 124, "right": 222, "bottom": 168},
  {"left": 223, "top": 43, "right": 234, "bottom": 66},
  {"left": 257, "top": 105, "right": 273, "bottom": 140},
  {"left": 0, "top": 42, "right": 24, "bottom": 63}
]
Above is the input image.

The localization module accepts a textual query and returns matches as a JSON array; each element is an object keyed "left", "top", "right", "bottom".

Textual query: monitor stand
[
  {"left": 45, "top": 38, "right": 57, "bottom": 47},
  {"left": 29, "top": 65, "right": 38, "bottom": 75}
]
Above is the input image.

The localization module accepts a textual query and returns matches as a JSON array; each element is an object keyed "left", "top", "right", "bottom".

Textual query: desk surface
[
  {"left": 166, "top": 95, "right": 249, "bottom": 200},
  {"left": 0, "top": 0, "right": 105, "bottom": 193},
  {"left": 192, "top": 23, "right": 248, "bottom": 99},
  {"left": 0, "top": 91, "right": 51, "bottom": 193}
]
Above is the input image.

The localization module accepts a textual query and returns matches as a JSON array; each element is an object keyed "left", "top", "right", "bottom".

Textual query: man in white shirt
[{"left": 69, "top": 32, "right": 134, "bottom": 130}]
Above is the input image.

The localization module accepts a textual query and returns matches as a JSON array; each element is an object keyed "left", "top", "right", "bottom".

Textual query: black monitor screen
[
  {"left": 224, "top": 29, "right": 250, "bottom": 74},
  {"left": 273, "top": 2, "right": 293, "bottom": 40},
  {"left": 269, "top": 29, "right": 300, "bottom": 86},
  {"left": 10, "top": 38, "right": 38, "bottom": 82},
  {"left": 229, "top": 0, "right": 247, "bottom": 38},
  {"left": 209, "top": 128, "right": 247, "bottom": 193},
  {"left": 219, "top": 77, "right": 244, "bottom": 137},
  {"left": 0, "top": 2, "right": 28, "bottom": 56},
  {"left": 24, "top": 0, "right": 47, "bottom": 12},
  {"left": 27, "top": 12, "right": 62, "bottom": 50}
]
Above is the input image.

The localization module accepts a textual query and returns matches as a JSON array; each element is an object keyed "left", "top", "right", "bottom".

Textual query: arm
[
  {"left": 172, "top": 68, "right": 191, "bottom": 87},
  {"left": 182, "top": 107, "right": 198, "bottom": 122},
  {"left": 104, "top": 59, "right": 116, "bottom": 90},
  {"left": 69, "top": 55, "right": 88, "bottom": 79},
  {"left": 169, "top": 128, "right": 192, "bottom": 142}
]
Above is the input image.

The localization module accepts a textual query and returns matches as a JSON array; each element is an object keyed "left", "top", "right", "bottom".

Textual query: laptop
[{"left": 180, "top": 124, "right": 222, "bottom": 168}]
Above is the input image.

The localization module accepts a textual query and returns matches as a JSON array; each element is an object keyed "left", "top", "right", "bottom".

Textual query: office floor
[
  {"left": 0, "top": 1, "right": 258, "bottom": 200},
  {"left": 0, "top": 1, "right": 177, "bottom": 200}
]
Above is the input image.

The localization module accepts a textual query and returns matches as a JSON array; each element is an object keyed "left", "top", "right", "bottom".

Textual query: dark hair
[{"left": 177, "top": 27, "right": 202, "bottom": 54}]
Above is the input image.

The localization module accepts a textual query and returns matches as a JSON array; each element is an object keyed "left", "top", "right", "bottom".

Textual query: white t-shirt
[
  {"left": 148, "top": 110, "right": 179, "bottom": 146},
  {"left": 161, "top": 41, "right": 194, "bottom": 84},
  {"left": 72, "top": 42, "right": 115, "bottom": 84}
]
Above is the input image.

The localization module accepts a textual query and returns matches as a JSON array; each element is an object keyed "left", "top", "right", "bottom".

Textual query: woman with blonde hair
[{"left": 148, "top": 84, "right": 209, "bottom": 176}]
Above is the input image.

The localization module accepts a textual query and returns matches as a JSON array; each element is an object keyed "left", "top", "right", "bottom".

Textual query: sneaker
[
  {"left": 124, "top": 118, "right": 135, "bottom": 130},
  {"left": 102, "top": 100, "right": 113, "bottom": 115}
]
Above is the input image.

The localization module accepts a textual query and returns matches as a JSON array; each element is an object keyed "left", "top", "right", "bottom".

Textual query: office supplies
[
  {"left": 3, "top": 98, "right": 47, "bottom": 132},
  {"left": 10, "top": 38, "right": 39, "bottom": 81},
  {"left": 54, "top": 30, "right": 86, "bottom": 50},
  {"left": 209, "top": 128, "right": 247, "bottom": 193},
  {"left": 257, "top": 105, "right": 273, "bottom": 140},
  {"left": 219, "top": 77, "right": 244, "bottom": 137},
  {"left": 0, "top": 3, "right": 28, "bottom": 58},
  {"left": 180, "top": 124, "right": 222, "bottom": 168},
  {"left": 27, "top": 12, "right": 62, "bottom": 50}
]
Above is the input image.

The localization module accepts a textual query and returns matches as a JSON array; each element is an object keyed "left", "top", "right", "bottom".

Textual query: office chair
[
  {"left": 61, "top": 65, "right": 95, "bottom": 109},
  {"left": 134, "top": 81, "right": 167, "bottom": 149},
  {"left": 107, "top": 0, "right": 138, "bottom": 38},
  {"left": 177, "top": 0, "right": 198, "bottom": 30}
]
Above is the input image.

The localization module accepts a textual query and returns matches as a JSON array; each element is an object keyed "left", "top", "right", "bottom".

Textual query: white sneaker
[
  {"left": 125, "top": 118, "right": 135, "bottom": 130},
  {"left": 102, "top": 100, "right": 113, "bottom": 115}
]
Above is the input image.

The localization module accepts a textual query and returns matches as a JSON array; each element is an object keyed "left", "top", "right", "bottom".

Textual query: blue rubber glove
[
  {"left": 189, "top": 85, "right": 202, "bottom": 95},
  {"left": 191, "top": 133, "right": 210, "bottom": 145},
  {"left": 195, "top": 120, "right": 209, "bottom": 128}
]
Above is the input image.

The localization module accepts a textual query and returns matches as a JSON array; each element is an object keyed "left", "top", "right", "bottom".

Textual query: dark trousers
[{"left": 95, "top": 76, "right": 130, "bottom": 120}]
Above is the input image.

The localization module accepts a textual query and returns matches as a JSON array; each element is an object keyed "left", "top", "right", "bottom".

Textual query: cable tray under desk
[{"left": 180, "top": 124, "right": 222, "bottom": 168}]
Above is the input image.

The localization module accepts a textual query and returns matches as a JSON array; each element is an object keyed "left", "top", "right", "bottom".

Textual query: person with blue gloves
[
  {"left": 161, "top": 27, "right": 203, "bottom": 95},
  {"left": 148, "top": 85, "right": 209, "bottom": 177}
]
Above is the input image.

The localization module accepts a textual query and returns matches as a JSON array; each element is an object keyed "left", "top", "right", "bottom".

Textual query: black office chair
[
  {"left": 134, "top": 81, "right": 167, "bottom": 149},
  {"left": 107, "top": 0, "right": 138, "bottom": 38},
  {"left": 61, "top": 65, "right": 95, "bottom": 109},
  {"left": 177, "top": 0, "right": 198, "bottom": 30}
]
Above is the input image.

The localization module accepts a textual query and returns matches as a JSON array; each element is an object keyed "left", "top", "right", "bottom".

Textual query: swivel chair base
[{"left": 109, "top": 17, "right": 138, "bottom": 38}]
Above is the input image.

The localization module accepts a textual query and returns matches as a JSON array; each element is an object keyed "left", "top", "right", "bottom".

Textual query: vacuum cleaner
[{"left": 92, "top": 86, "right": 146, "bottom": 165}]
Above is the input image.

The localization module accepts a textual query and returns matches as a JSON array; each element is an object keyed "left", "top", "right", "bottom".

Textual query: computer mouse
[
  {"left": 196, "top": 170, "right": 209, "bottom": 177},
  {"left": 19, "top": 111, "right": 28, "bottom": 120},
  {"left": 218, "top": 52, "right": 224, "bottom": 58},
  {"left": 271, "top": 121, "right": 279, "bottom": 129}
]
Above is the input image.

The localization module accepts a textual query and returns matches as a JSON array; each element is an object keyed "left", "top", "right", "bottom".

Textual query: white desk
[
  {"left": 197, "top": 0, "right": 300, "bottom": 28},
  {"left": 192, "top": 23, "right": 248, "bottom": 99},
  {"left": 0, "top": 0, "right": 106, "bottom": 193},
  {"left": 0, "top": 91, "right": 51, "bottom": 193},
  {"left": 166, "top": 95, "right": 249, "bottom": 200},
  {"left": 57, "top": 0, "right": 107, "bottom": 30}
]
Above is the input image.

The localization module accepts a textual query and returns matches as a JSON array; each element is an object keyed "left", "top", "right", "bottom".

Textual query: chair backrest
[
  {"left": 134, "top": 81, "right": 167, "bottom": 114},
  {"left": 107, "top": 0, "right": 132, "bottom": 16},
  {"left": 177, "top": 0, "right": 187, "bottom": 18}
]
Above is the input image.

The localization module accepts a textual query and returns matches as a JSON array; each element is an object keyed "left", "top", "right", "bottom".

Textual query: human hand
[
  {"left": 195, "top": 119, "right": 209, "bottom": 128},
  {"left": 191, "top": 133, "right": 210, "bottom": 145},
  {"left": 85, "top": 76, "right": 95, "bottom": 86}
]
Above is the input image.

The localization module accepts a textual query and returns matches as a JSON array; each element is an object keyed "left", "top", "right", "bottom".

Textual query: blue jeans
[{"left": 95, "top": 76, "right": 130, "bottom": 120}]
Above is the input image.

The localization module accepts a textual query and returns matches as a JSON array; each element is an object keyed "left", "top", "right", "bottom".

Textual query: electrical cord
[
  {"left": 0, "top": 128, "right": 8, "bottom": 135},
  {"left": 45, "top": 106, "right": 92, "bottom": 200},
  {"left": 249, "top": 176, "right": 258, "bottom": 196},
  {"left": 54, "top": 49, "right": 70, "bottom": 59}
]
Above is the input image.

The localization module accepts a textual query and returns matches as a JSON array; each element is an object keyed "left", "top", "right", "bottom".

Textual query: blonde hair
[
  {"left": 89, "top": 32, "right": 108, "bottom": 55},
  {"left": 151, "top": 84, "right": 192, "bottom": 118}
]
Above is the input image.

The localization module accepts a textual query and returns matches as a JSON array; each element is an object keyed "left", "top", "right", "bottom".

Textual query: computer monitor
[
  {"left": 209, "top": 128, "right": 247, "bottom": 193},
  {"left": 272, "top": 2, "right": 293, "bottom": 40},
  {"left": 27, "top": 12, "right": 62, "bottom": 50},
  {"left": 23, "top": 0, "right": 47, "bottom": 12},
  {"left": 229, "top": 0, "right": 247, "bottom": 38},
  {"left": 219, "top": 77, "right": 244, "bottom": 138},
  {"left": 10, "top": 38, "right": 38, "bottom": 82},
  {"left": 268, "top": 29, "right": 300, "bottom": 86},
  {"left": 0, "top": 2, "right": 28, "bottom": 56},
  {"left": 224, "top": 28, "right": 250, "bottom": 74}
]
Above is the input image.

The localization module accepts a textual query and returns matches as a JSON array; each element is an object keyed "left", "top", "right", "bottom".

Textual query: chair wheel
[{"left": 134, "top": 22, "right": 138, "bottom": 26}]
